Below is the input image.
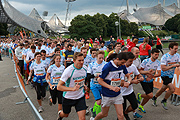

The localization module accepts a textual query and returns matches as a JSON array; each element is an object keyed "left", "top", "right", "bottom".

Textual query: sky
[{"left": 4, "top": 0, "right": 179, "bottom": 26}]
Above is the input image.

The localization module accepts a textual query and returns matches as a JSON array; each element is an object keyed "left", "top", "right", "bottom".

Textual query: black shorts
[
  {"left": 161, "top": 76, "right": 173, "bottom": 85},
  {"left": 140, "top": 82, "right": 153, "bottom": 95},
  {"left": 123, "top": 91, "right": 138, "bottom": 110},
  {"left": 62, "top": 96, "right": 86, "bottom": 114},
  {"left": 49, "top": 87, "right": 63, "bottom": 104}
]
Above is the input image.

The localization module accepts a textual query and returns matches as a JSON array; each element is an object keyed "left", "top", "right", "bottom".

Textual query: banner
[{"left": 153, "top": 68, "right": 180, "bottom": 95}]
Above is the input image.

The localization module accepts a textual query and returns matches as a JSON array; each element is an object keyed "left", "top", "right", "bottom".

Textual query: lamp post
[
  {"left": 118, "top": 12, "right": 124, "bottom": 40},
  {"left": 115, "top": 21, "right": 119, "bottom": 40}
]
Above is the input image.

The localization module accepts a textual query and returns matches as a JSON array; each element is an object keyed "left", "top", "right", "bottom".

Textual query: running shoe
[
  {"left": 124, "top": 113, "right": 130, "bottom": 120},
  {"left": 38, "top": 106, "right": 44, "bottom": 113},
  {"left": 138, "top": 105, "right": 146, "bottom": 113},
  {"left": 133, "top": 112, "right": 142, "bottom": 119},
  {"left": 49, "top": 96, "right": 52, "bottom": 106},
  {"left": 161, "top": 101, "right": 168, "bottom": 110},
  {"left": 137, "top": 93, "right": 142, "bottom": 104},
  {"left": 85, "top": 92, "right": 90, "bottom": 99},
  {"left": 152, "top": 98, "right": 157, "bottom": 107},
  {"left": 57, "top": 110, "right": 63, "bottom": 120},
  {"left": 90, "top": 107, "right": 96, "bottom": 118}
]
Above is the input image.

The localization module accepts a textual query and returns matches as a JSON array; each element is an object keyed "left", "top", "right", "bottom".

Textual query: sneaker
[
  {"left": 152, "top": 99, "right": 157, "bottom": 107},
  {"left": 137, "top": 93, "right": 142, "bottom": 104},
  {"left": 90, "top": 107, "right": 96, "bottom": 118},
  {"left": 57, "top": 110, "right": 63, "bottom": 120},
  {"left": 90, "top": 117, "right": 94, "bottom": 120},
  {"left": 161, "top": 101, "right": 168, "bottom": 110},
  {"left": 133, "top": 112, "right": 142, "bottom": 119},
  {"left": 138, "top": 105, "right": 146, "bottom": 113},
  {"left": 38, "top": 106, "right": 44, "bottom": 113},
  {"left": 124, "top": 113, "right": 130, "bottom": 120},
  {"left": 85, "top": 92, "right": 90, "bottom": 99},
  {"left": 49, "top": 96, "right": 52, "bottom": 106}
]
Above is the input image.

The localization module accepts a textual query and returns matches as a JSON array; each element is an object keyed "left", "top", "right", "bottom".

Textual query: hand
[
  {"left": 139, "top": 77, "right": 144, "bottom": 81},
  {"left": 73, "top": 83, "right": 80, "bottom": 91},
  {"left": 95, "top": 73, "right": 101, "bottom": 78},
  {"left": 146, "top": 77, "right": 152, "bottom": 81},
  {"left": 146, "top": 74, "right": 154, "bottom": 79},
  {"left": 173, "top": 64, "right": 180, "bottom": 68},
  {"left": 84, "top": 85, "right": 88, "bottom": 91},
  {"left": 50, "top": 85, "right": 55, "bottom": 90},
  {"left": 110, "top": 86, "right": 121, "bottom": 92},
  {"left": 123, "top": 82, "right": 130, "bottom": 88},
  {"left": 148, "top": 69, "right": 155, "bottom": 75},
  {"left": 132, "top": 80, "right": 140, "bottom": 84}
]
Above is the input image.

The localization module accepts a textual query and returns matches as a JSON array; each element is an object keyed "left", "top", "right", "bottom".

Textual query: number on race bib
[
  {"left": 36, "top": 73, "right": 44, "bottom": 76},
  {"left": 53, "top": 77, "right": 61, "bottom": 84},
  {"left": 110, "top": 78, "right": 121, "bottom": 87},
  {"left": 74, "top": 79, "right": 85, "bottom": 89}
]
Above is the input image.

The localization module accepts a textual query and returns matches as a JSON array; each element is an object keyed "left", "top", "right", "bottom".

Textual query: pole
[
  {"left": 126, "top": 0, "right": 129, "bottom": 15},
  {"left": 65, "top": 0, "right": 70, "bottom": 26},
  {"left": 163, "top": 0, "right": 165, "bottom": 7},
  {"left": 177, "top": 0, "right": 180, "bottom": 8},
  {"left": 119, "top": 17, "right": 121, "bottom": 40},
  {"left": 116, "top": 26, "right": 118, "bottom": 40}
]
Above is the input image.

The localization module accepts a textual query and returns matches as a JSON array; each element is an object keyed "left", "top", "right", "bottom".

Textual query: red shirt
[
  {"left": 120, "top": 40, "right": 125, "bottom": 45},
  {"left": 90, "top": 39, "right": 93, "bottom": 44},
  {"left": 127, "top": 39, "right": 131, "bottom": 44},
  {"left": 117, "top": 39, "right": 120, "bottom": 42},
  {"left": 126, "top": 42, "right": 136, "bottom": 52},
  {"left": 157, "top": 38, "right": 161, "bottom": 45},
  {"left": 139, "top": 43, "right": 151, "bottom": 56}
]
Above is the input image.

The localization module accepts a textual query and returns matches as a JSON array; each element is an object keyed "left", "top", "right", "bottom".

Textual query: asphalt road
[{"left": 1, "top": 49, "right": 180, "bottom": 120}]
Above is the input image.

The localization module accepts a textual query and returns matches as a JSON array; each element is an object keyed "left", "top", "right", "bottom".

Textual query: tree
[
  {"left": 130, "top": 22, "right": 138, "bottom": 35},
  {"left": 69, "top": 15, "right": 99, "bottom": 39},
  {"left": 0, "top": 23, "right": 8, "bottom": 35}
]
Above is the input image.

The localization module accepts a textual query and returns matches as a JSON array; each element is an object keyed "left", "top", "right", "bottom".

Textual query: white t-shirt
[
  {"left": 120, "top": 64, "right": 139, "bottom": 96},
  {"left": 141, "top": 58, "right": 161, "bottom": 82},
  {"left": 26, "top": 51, "right": 35, "bottom": 61},
  {"left": 161, "top": 53, "right": 180, "bottom": 78},
  {"left": 60, "top": 64, "right": 87, "bottom": 99},
  {"left": 87, "top": 61, "right": 107, "bottom": 85},
  {"left": 47, "top": 64, "right": 65, "bottom": 86},
  {"left": 133, "top": 58, "right": 141, "bottom": 69}
]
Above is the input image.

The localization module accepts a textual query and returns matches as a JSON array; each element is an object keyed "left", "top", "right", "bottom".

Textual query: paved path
[
  {"left": 0, "top": 57, "right": 34, "bottom": 120},
  {"left": 1, "top": 49, "right": 180, "bottom": 120}
]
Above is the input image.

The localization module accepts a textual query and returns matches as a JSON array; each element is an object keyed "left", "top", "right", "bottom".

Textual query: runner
[
  {"left": 57, "top": 52, "right": 88, "bottom": 120},
  {"left": 46, "top": 54, "right": 65, "bottom": 115},
  {"left": 64, "top": 44, "right": 74, "bottom": 68},
  {"left": 152, "top": 42, "right": 180, "bottom": 110},
  {"left": 28, "top": 52, "right": 47, "bottom": 113},
  {"left": 120, "top": 52, "right": 144, "bottom": 120},
  {"left": 93, "top": 52, "right": 132, "bottom": 120},
  {"left": 87, "top": 51, "right": 106, "bottom": 119},
  {"left": 137, "top": 48, "right": 161, "bottom": 113}
]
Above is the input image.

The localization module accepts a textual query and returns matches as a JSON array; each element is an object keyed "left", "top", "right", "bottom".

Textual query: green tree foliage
[
  {"left": 165, "top": 14, "right": 180, "bottom": 33},
  {"left": 0, "top": 23, "right": 8, "bottom": 35},
  {"left": 69, "top": 13, "right": 138, "bottom": 39}
]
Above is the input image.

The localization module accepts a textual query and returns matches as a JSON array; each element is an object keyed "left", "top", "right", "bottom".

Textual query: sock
[
  {"left": 93, "top": 102, "right": 98, "bottom": 113},
  {"left": 152, "top": 96, "right": 157, "bottom": 100},
  {"left": 96, "top": 103, "right": 101, "bottom": 115},
  {"left": 162, "top": 98, "right": 167, "bottom": 102},
  {"left": 133, "top": 112, "right": 136, "bottom": 115}
]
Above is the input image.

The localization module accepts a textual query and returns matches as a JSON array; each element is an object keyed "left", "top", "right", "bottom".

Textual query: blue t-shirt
[{"left": 99, "top": 60, "right": 128, "bottom": 97}]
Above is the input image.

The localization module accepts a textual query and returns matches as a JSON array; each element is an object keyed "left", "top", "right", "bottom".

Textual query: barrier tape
[{"left": 12, "top": 50, "right": 43, "bottom": 120}]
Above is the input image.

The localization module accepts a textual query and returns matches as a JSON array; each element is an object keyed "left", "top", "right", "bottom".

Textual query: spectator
[{"left": 139, "top": 38, "right": 151, "bottom": 61}]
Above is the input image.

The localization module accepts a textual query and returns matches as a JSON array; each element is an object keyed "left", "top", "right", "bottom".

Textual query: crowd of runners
[{"left": 0, "top": 35, "right": 179, "bottom": 120}]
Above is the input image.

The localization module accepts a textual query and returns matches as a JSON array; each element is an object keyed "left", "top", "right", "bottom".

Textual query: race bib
[
  {"left": 125, "top": 73, "right": 134, "bottom": 81},
  {"left": 67, "top": 57, "right": 73, "bottom": 61},
  {"left": 110, "top": 78, "right": 121, "bottom": 87},
  {"left": 74, "top": 79, "right": 85, "bottom": 89},
  {"left": 36, "top": 73, "right": 44, "bottom": 76},
  {"left": 53, "top": 77, "right": 61, "bottom": 84}
]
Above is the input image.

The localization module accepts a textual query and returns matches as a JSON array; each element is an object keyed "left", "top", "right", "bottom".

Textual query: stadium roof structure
[
  {"left": 120, "top": 3, "right": 180, "bottom": 26},
  {"left": 0, "top": 0, "right": 47, "bottom": 38},
  {"left": 29, "top": 8, "right": 44, "bottom": 21},
  {"left": 47, "top": 14, "right": 69, "bottom": 33}
]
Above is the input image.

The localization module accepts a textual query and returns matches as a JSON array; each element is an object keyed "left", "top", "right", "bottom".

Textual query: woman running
[
  {"left": 28, "top": 52, "right": 47, "bottom": 113},
  {"left": 46, "top": 54, "right": 65, "bottom": 115}
]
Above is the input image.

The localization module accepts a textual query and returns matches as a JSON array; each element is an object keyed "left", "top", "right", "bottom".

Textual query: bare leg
[
  {"left": 77, "top": 110, "right": 86, "bottom": 120},
  {"left": 94, "top": 106, "right": 110, "bottom": 120},
  {"left": 114, "top": 104, "right": 124, "bottom": 120}
]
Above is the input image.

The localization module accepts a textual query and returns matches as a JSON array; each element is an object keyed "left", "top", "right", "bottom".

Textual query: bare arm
[
  {"left": 57, "top": 80, "right": 80, "bottom": 92},
  {"left": 154, "top": 70, "right": 161, "bottom": 78},
  {"left": 161, "top": 64, "right": 180, "bottom": 71}
]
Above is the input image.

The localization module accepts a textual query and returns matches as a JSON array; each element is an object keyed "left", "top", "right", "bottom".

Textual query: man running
[
  {"left": 152, "top": 42, "right": 180, "bottom": 110},
  {"left": 57, "top": 52, "right": 88, "bottom": 120},
  {"left": 137, "top": 48, "right": 161, "bottom": 113}
]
